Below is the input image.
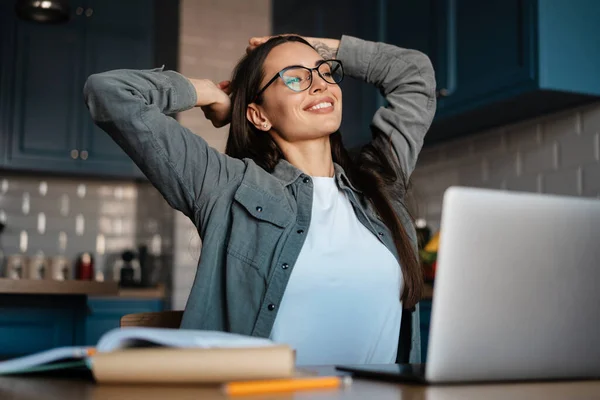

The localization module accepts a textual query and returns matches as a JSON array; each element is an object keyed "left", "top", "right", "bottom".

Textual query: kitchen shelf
[{"left": 0, "top": 279, "right": 118, "bottom": 295}]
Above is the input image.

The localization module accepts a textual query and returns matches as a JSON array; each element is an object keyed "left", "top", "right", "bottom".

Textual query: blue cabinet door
[
  {"left": 77, "top": 0, "right": 154, "bottom": 178},
  {"left": 435, "top": 0, "right": 536, "bottom": 115},
  {"left": 5, "top": 16, "right": 85, "bottom": 173},
  {"left": 384, "top": 0, "right": 535, "bottom": 116},
  {"left": 0, "top": 294, "right": 86, "bottom": 357},
  {"left": 0, "top": 0, "right": 13, "bottom": 167},
  {"left": 385, "top": 0, "right": 443, "bottom": 88},
  {"left": 0, "top": 0, "right": 157, "bottom": 178},
  {"left": 85, "top": 298, "right": 164, "bottom": 345},
  {"left": 272, "top": 0, "right": 380, "bottom": 149},
  {"left": 419, "top": 299, "right": 432, "bottom": 362},
  {"left": 0, "top": 308, "right": 75, "bottom": 355}
]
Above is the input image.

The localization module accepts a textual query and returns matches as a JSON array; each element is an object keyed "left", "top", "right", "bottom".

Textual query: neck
[{"left": 276, "top": 136, "right": 334, "bottom": 177}]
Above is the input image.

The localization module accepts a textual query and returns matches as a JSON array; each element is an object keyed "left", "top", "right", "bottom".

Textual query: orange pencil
[{"left": 223, "top": 376, "right": 352, "bottom": 396}]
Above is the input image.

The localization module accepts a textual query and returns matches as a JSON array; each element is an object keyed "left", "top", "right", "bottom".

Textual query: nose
[{"left": 309, "top": 70, "right": 328, "bottom": 93}]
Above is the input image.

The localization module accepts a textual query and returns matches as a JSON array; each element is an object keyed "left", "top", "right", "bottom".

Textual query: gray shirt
[{"left": 83, "top": 35, "right": 437, "bottom": 364}]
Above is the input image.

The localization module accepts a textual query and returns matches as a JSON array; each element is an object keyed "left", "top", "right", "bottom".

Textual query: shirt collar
[{"left": 272, "top": 159, "right": 362, "bottom": 194}]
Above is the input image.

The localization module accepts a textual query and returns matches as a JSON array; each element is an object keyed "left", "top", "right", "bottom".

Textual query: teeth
[{"left": 308, "top": 102, "right": 332, "bottom": 111}]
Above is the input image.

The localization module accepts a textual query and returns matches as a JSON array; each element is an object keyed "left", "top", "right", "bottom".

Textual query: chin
[{"left": 322, "top": 120, "right": 342, "bottom": 134}]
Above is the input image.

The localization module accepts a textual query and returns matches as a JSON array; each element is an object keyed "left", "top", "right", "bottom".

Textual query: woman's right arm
[{"left": 83, "top": 68, "right": 245, "bottom": 222}]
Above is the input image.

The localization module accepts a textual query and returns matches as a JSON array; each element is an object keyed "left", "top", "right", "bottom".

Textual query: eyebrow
[{"left": 314, "top": 59, "right": 325, "bottom": 67}]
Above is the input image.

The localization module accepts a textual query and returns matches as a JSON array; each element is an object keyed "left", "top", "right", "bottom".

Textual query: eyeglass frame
[{"left": 253, "top": 59, "right": 344, "bottom": 101}]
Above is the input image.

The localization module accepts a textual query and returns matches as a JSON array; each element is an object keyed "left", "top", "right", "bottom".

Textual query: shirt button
[
  {"left": 268, "top": 304, "right": 276, "bottom": 311},
  {"left": 256, "top": 206, "right": 263, "bottom": 212},
  {"left": 378, "top": 232, "right": 384, "bottom": 237},
  {"left": 282, "top": 263, "right": 289, "bottom": 269},
  {"left": 297, "top": 229, "right": 304, "bottom": 234},
  {"left": 302, "top": 177, "right": 310, "bottom": 184}
]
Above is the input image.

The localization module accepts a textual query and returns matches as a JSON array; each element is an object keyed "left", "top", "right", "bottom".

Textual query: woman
[{"left": 84, "top": 34, "right": 436, "bottom": 365}]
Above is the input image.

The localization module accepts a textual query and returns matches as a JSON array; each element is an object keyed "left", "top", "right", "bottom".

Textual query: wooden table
[{"left": 1, "top": 368, "right": 599, "bottom": 400}]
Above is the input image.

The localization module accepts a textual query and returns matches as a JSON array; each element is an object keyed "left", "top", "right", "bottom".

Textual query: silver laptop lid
[{"left": 426, "top": 187, "right": 600, "bottom": 383}]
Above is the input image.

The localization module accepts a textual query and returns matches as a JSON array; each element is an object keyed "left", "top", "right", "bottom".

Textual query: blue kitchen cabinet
[
  {"left": 419, "top": 299, "right": 433, "bottom": 362},
  {"left": 84, "top": 297, "right": 165, "bottom": 345},
  {"left": 0, "top": 295, "right": 86, "bottom": 357},
  {"left": 272, "top": 0, "right": 381, "bottom": 150},
  {"left": 384, "top": 0, "right": 600, "bottom": 143},
  {"left": 76, "top": 0, "right": 154, "bottom": 178},
  {"left": 272, "top": 0, "right": 600, "bottom": 146},
  {"left": 0, "top": 0, "right": 13, "bottom": 167},
  {"left": 0, "top": 0, "right": 164, "bottom": 178},
  {"left": 6, "top": 16, "right": 85, "bottom": 173},
  {"left": 0, "top": 295, "right": 163, "bottom": 357}
]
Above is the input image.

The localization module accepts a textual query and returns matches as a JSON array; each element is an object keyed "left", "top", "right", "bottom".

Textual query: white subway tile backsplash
[
  {"left": 522, "top": 143, "right": 557, "bottom": 174},
  {"left": 505, "top": 174, "right": 540, "bottom": 193},
  {"left": 480, "top": 178, "right": 507, "bottom": 190},
  {"left": 557, "top": 131, "right": 597, "bottom": 169},
  {"left": 0, "top": 174, "right": 173, "bottom": 271},
  {"left": 542, "top": 110, "right": 580, "bottom": 140},
  {"left": 543, "top": 168, "right": 580, "bottom": 196},
  {"left": 506, "top": 122, "right": 542, "bottom": 151},
  {"left": 472, "top": 128, "right": 507, "bottom": 155},
  {"left": 440, "top": 137, "right": 474, "bottom": 161},
  {"left": 582, "top": 163, "right": 600, "bottom": 197},
  {"left": 488, "top": 153, "right": 518, "bottom": 181},
  {"left": 414, "top": 102, "right": 600, "bottom": 229},
  {"left": 457, "top": 158, "right": 485, "bottom": 186},
  {"left": 582, "top": 104, "right": 600, "bottom": 132},
  {"left": 416, "top": 147, "right": 443, "bottom": 167}
]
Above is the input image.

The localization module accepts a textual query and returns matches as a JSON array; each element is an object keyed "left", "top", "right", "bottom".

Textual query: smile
[{"left": 306, "top": 102, "right": 333, "bottom": 112}]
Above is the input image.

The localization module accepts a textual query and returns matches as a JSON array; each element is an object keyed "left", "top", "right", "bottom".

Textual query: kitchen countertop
[
  {"left": 114, "top": 284, "right": 166, "bottom": 299},
  {"left": 0, "top": 279, "right": 119, "bottom": 295}
]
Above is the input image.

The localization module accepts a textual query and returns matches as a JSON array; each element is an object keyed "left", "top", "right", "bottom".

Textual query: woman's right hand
[{"left": 189, "top": 78, "right": 232, "bottom": 128}]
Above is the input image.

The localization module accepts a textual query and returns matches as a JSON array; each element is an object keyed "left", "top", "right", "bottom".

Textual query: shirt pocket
[{"left": 227, "top": 183, "right": 294, "bottom": 277}]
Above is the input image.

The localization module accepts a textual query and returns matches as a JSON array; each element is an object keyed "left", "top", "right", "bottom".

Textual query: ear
[{"left": 246, "top": 103, "right": 271, "bottom": 131}]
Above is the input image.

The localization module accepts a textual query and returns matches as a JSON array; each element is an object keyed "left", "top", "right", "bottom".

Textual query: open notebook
[{"left": 0, "top": 327, "right": 295, "bottom": 383}]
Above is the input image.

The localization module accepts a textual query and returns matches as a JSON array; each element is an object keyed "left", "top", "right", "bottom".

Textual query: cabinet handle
[
  {"left": 80, "top": 150, "right": 89, "bottom": 160},
  {"left": 436, "top": 88, "right": 451, "bottom": 98},
  {"left": 70, "top": 149, "right": 79, "bottom": 160},
  {"left": 75, "top": 7, "right": 83, "bottom": 15},
  {"left": 85, "top": 8, "right": 93, "bottom": 17}
]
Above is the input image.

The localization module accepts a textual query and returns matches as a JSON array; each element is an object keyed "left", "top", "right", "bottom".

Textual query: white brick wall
[
  {"left": 171, "top": 0, "right": 271, "bottom": 309},
  {"left": 410, "top": 102, "right": 600, "bottom": 232}
]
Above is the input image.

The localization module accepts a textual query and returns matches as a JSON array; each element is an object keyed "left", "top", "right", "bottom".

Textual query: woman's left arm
[{"left": 307, "top": 35, "right": 437, "bottom": 179}]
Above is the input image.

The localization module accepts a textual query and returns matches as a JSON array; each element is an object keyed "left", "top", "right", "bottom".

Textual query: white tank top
[{"left": 270, "top": 176, "right": 403, "bottom": 365}]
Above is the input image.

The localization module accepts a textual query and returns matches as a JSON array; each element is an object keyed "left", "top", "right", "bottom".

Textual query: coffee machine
[{"left": 112, "top": 250, "right": 141, "bottom": 287}]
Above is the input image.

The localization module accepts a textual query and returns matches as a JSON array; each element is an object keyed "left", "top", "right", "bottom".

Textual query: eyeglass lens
[{"left": 281, "top": 61, "right": 343, "bottom": 92}]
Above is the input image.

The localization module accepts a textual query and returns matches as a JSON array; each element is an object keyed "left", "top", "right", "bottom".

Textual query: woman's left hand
[
  {"left": 246, "top": 36, "right": 271, "bottom": 53},
  {"left": 246, "top": 36, "right": 340, "bottom": 59}
]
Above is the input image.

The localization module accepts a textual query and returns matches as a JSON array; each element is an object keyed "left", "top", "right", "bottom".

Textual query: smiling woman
[{"left": 83, "top": 33, "right": 436, "bottom": 366}]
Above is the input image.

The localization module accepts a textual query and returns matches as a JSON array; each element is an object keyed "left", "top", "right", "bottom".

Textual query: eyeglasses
[{"left": 254, "top": 59, "right": 344, "bottom": 100}]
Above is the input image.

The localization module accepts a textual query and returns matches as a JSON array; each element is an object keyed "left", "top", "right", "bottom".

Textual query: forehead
[{"left": 263, "top": 42, "right": 322, "bottom": 76}]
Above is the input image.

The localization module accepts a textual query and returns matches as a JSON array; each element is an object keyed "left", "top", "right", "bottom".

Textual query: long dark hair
[{"left": 225, "top": 36, "right": 423, "bottom": 309}]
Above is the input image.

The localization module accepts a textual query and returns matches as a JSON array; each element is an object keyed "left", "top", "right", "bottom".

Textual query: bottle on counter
[
  {"left": 5, "top": 254, "right": 27, "bottom": 279},
  {"left": 50, "top": 255, "right": 71, "bottom": 281},
  {"left": 75, "top": 252, "right": 94, "bottom": 280},
  {"left": 28, "top": 252, "right": 49, "bottom": 280}
]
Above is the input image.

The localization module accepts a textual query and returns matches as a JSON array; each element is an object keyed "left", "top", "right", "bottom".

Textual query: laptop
[{"left": 338, "top": 186, "right": 600, "bottom": 383}]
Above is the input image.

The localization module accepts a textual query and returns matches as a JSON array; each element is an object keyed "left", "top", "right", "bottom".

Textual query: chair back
[{"left": 120, "top": 310, "right": 184, "bottom": 328}]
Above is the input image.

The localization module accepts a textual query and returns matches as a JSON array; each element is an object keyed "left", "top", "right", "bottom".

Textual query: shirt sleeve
[
  {"left": 83, "top": 67, "right": 245, "bottom": 223},
  {"left": 337, "top": 35, "right": 437, "bottom": 179}
]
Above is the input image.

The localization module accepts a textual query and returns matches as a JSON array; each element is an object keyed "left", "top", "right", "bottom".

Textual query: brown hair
[{"left": 225, "top": 36, "right": 423, "bottom": 308}]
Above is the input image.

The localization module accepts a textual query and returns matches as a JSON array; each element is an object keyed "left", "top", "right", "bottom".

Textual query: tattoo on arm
[{"left": 313, "top": 41, "right": 338, "bottom": 59}]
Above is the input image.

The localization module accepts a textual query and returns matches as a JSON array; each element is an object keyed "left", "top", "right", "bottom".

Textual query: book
[{"left": 0, "top": 327, "right": 295, "bottom": 383}]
